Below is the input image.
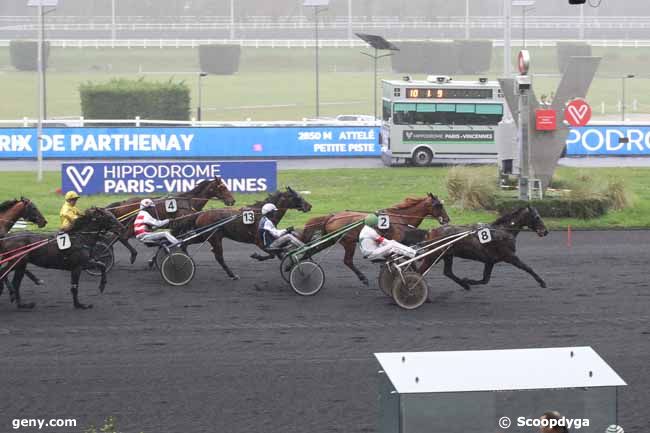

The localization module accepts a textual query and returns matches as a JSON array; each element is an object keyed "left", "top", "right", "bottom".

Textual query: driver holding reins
[
  {"left": 359, "top": 214, "right": 416, "bottom": 260},
  {"left": 134, "top": 199, "right": 179, "bottom": 246},
  {"left": 258, "top": 203, "right": 303, "bottom": 254}
]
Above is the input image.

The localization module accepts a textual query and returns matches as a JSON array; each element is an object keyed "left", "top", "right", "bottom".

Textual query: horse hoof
[
  {"left": 35, "top": 279, "right": 45, "bottom": 286},
  {"left": 99, "top": 285, "right": 106, "bottom": 294},
  {"left": 130, "top": 254, "right": 137, "bottom": 265},
  {"left": 540, "top": 281, "right": 547, "bottom": 288},
  {"left": 361, "top": 279, "right": 369, "bottom": 287},
  {"left": 230, "top": 275, "right": 240, "bottom": 281},
  {"left": 75, "top": 303, "right": 93, "bottom": 310},
  {"left": 18, "top": 302, "right": 35, "bottom": 309}
]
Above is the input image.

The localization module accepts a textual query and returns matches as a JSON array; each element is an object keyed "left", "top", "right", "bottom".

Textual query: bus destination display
[{"left": 405, "top": 88, "right": 494, "bottom": 99}]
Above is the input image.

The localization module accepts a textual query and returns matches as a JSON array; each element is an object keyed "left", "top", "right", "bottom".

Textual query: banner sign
[
  {"left": 0, "top": 126, "right": 379, "bottom": 158},
  {"left": 61, "top": 161, "right": 277, "bottom": 195},
  {"left": 403, "top": 130, "right": 495, "bottom": 142},
  {"left": 566, "top": 125, "right": 650, "bottom": 156}
]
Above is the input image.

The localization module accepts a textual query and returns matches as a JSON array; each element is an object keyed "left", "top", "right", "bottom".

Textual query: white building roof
[{"left": 375, "top": 346, "right": 626, "bottom": 394}]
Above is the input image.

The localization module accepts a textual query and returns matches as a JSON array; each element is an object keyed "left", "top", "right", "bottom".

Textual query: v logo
[
  {"left": 66, "top": 166, "right": 94, "bottom": 192},
  {"left": 568, "top": 105, "right": 589, "bottom": 122}
]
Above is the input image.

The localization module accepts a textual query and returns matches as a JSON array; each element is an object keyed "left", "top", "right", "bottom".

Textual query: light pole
[
  {"left": 503, "top": 0, "right": 512, "bottom": 77},
  {"left": 513, "top": 0, "right": 535, "bottom": 49},
  {"left": 304, "top": 0, "right": 329, "bottom": 119},
  {"left": 465, "top": 0, "right": 470, "bottom": 40},
  {"left": 622, "top": 74, "right": 635, "bottom": 122},
  {"left": 111, "top": 0, "right": 116, "bottom": 42},
  {"left": 27, "top": 0, "right": 57, "bottom": 182},
  {"left": 229, "top": 0, "right": 235, "bottom": 40},
  {"left": 356, "top": 33, "right": 399, "bottom": 120},
  {"left": 197, "top": 72, "right": 207, "bottom": 121}
]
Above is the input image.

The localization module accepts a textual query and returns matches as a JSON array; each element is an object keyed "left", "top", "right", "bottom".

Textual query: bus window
[
  {"left": 383, "top": 100, "right": 392, "bottom": 121},
  {"left": 393, "top": 102, "right": 503, "bottom": 126}
]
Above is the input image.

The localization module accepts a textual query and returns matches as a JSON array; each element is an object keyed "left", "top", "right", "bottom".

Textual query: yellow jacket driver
[{"left": 59, "top": 191, "right": 83, "bottom": 230}]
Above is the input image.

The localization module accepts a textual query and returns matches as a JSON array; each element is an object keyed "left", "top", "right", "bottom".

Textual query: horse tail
[{"left": 301, "top": 215, "right": 332, "bottom": 243}]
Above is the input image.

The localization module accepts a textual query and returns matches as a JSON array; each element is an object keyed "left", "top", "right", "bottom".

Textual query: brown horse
[
  {"left": 172, "top": 187, "right": 312, "bottom": 280},
  {"left": 105, "top": 177, "right": 235, "bottom": 264},
  {"left": 0, "top": 198, "right": 48, "bottom": 290},
  {"left": 417, "top": 205, "right": 549, "bottom": 291},
  {"left": 300, "top": 193, "right": 450, "bottom": 285}
]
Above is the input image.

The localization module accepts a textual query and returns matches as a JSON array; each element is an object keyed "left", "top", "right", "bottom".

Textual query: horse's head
[
  {"left": 427, "top": 193, "right": 450, "bottom": 225},
  {"left": 505, "top": 206, "right": 548, "bottom": 237},
  {"left": 205, "top": 177, "right": 236, "bottom": 206},
  {"left": 525, "top": 205, "right": 548, "bottom": 237},
  {"left": 75, "top": 207, "right": 126, "bottom": 234},
  {"left": 20, "top": 197, "right": 47, "bottom": 228},
  {"left": 279, "top": 187, "right": 312, "bottom": 213}
]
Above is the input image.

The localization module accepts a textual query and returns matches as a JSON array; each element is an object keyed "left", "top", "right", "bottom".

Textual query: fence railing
[{"left": 1, "top": 38, "right": 650, "bottom": 49}]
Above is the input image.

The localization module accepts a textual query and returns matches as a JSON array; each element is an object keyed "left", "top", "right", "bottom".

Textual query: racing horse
[
  {"left": 0, "top": 198, "right": 48, "bottom": 291},
  {"left": 172, "top": 187, "right": 312, "bottom": 280},
  {"left": 105, "top": 177, "right": 235, "bottom": 264},
  {"left": 0, "top": 207, "right": 125, "bottom": 309},
  {"left": 300, "top": 193, "right": 450, "bottom": 286},
  {"left": 417, "top": 205, "right": 549, "bottom": 291}
]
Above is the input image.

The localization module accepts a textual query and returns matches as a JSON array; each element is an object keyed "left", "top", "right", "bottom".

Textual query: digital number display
[{"left": 405, "top": 88, "right": 494, "bottom": 99}]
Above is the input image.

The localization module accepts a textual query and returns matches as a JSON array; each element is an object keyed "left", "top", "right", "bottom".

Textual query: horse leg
[
  {"left": 71, "top": 267, "right": 92, "bottom": 309},
  {"left": 24, "top": 269, "right": 44, "bottom": 285},
  {"left": 88, "top": 259, "right": 107, "bottom": 293},
  {"left": 11, "top": 262, "right": 34, "bottom": 309},
  {"left": 209, "top": 235, "right": 239, "bottom": 280},
  {"left": 342, "top": 240, "right": 368, "bottom": 286},
  {"left": 442, "top": 256, "right": 471, "bottom": 291},
  {"left": 462, "top": 262, "right": 495, "bottom": 287},
  {"left": 503, "top": 255, "right": 547, "bottom": 288},
  {"left": 118, "top": 235, "right": 138, "bottom": 265}
]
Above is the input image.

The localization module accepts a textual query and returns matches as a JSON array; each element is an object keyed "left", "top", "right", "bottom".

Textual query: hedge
[
  {"left": 79, "top": 78, "right": 191, "bottom": 120},
  {"left": 9, "top": 40, "right": 50, "bottom": 71},
  {"left": 198, "top": 44, "right": 241, "bottom": 75},
  {"left": 557, "top": 42, "right": 592, "bottom": 73},
  {"left": 391, "top": 40, "right": 491, "bottom": 75},
  {"left": 494, "top": 198, "right": 609, "bottom": 219}
]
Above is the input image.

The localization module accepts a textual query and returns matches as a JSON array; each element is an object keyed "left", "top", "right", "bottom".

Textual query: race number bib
[
  {"left": 378, "top": 214, "right": 390, "bottom": 230},
  {"left": 165, "top": 199, "right": 177, "bottom": 213},
  {"left": 56, "top": 233, "right": 71, "bottom": 250},
  {"left": 242, "top": 210, "right": 255, "bottom": 225},
  {"left": 477, "top": 228, "right": 492, "bottom": 244}
]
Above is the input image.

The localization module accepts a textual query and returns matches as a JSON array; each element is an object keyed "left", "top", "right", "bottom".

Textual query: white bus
[{"left": 381, "top": 76, "right": 505, "bottom": 166}]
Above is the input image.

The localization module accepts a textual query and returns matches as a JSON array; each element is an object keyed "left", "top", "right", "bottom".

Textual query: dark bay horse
[
  {"left": 300, "top": 193, "right": 450, "bottom": 285},
  {"left": 0, "top": 198, "right": 48, "bottom": 289},
  {"left": 418, "top": 205, "right": 549, "bottom": 291},
  {"left": 172, "top": 187, "right": 312, "bottom": 280},
  {"left": 105, "top": 177, "right": 235, "bottom": 264},
  {"left": 0, "top": 208, "right": 125, "bottom": 309}
]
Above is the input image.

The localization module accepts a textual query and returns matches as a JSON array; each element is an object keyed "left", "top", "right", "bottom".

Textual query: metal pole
[
  {"left": 465, "top": 0, "right": 470, "bottom": 39},
  {"left": 37, "top": 4, "right": 44, "bottom": 182},
  {"left": 347, "top": 0, "right": 352, "bottom": 40},
  {"left": 315, "top": 7, "right": 320, "bottom": 118},
  {"left": 579, "top": 4, "right": 585, "bottom": 40},
  {"left": 197, "top": 74, "right": 203, "bottom": 121},
  {"left": 373, "top": 48, "right": 378, "bottom": 119},
  {"left": 621, "top": 77, "right": 625, "bottom": 122},
  {"left": 111, "top": 0, "right": 116, "bottom": 42},
  {"left": 230, "top": 0, "right": 235, "bottom": 40},
  {"left": 503, "top": 0, "right": 512, "bottom": 77},
  {"left": 522, "top": 7, "right": 526, "bottom": 49}
]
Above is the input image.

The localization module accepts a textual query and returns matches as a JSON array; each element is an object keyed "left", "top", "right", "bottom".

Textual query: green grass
[
  {"left": 3, "top": 166, "right": 650, "bottom": 231},
  {"left": 1, "top": 46, "right": 650, "bottom": 121}
]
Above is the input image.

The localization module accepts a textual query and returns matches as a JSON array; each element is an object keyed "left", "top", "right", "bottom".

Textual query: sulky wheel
[
  {"left": 85, "top": 241, "right": 115, "bottom": 276},
  {"left": 160, "top": 252, "right": 196, "bottom": 286},
  {"left": 378, "top": 263, "right": 396, "bottom": 297},
  {"left": 289, "top": 261, "right": 325, "bottom": 296},
  {"left": 391, "top": 271, "right": 428, "bottom": 310}
]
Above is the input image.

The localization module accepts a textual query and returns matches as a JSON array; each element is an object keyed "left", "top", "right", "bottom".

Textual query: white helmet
[
  {"left": 261, "top": 203, "right": 278, "bottom": 215},
  {"left": 140, "top": 199, "right": 154, "bottom": 210}
]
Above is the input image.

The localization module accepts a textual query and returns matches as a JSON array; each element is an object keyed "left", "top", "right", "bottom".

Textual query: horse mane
[
  {"left": 493, "top": 207, "right": 526, "bottom": 225},
  {"left": 249, "top": 191, "right": 282, "bottom": 209},
  {"left": 178, "top": 179, "right": 211, "bottom": 197},
  {"left": 0, "top": 199, "right": 19, "bottom": 213},
  {"left": 387, "top": 196, "right": 427, "bottom": 210},
  {"left": 68, "top": 207, "right": 103, "bottom": 231}
]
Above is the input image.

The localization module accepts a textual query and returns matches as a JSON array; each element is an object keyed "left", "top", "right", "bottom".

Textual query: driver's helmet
[
  {"left": 64, "top": 191, "right": 80, "bottom": 201},
  {"left": 261, "top": 203, "right": 278, "bottom": 215},
  {"left": 364, "top": 214, "right": 379, "bottom": 227},
  {"left": 140, "top": 199, "right": 155, "bottom": 210}
]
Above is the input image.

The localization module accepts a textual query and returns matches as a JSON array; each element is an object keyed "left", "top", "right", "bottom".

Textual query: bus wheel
[{"left": 412, "top": 148, "right": 432, "bottom": 166}]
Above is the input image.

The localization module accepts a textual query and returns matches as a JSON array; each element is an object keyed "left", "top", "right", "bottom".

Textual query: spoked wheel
[
  {"left": 391, "top": 271, "right": 428, "bottom": 310},
  {"left": 378, "top": 264, "right": 396, "bottom": 297},
  {"left": 85, "top": 242, "right": 115, "bottom": 276},
  {"left": 160, "top": 252, "right": 195, "bottom": 286},
  {"left": 280, "top": 255, "right": 297, "bottom": 283},
  {"left": 289, "top": 261, "right": 325, "bottom": 296}
]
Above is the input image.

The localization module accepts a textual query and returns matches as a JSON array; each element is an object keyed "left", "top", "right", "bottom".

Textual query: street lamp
[
  {"left": 512, "top": 0, "right": 536, "bottom": 49},
  {"left": 622, "top": 74, "right": 635, "bottom": 122},
  {"left": 356, "top": 33, "right": 399, "bottom": 120},
  {"left": 303, "top": 0, "right": 329, "bottom": 119},
  {"left": 27, "top": 0, "right": 57, "bottom": 182}
]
